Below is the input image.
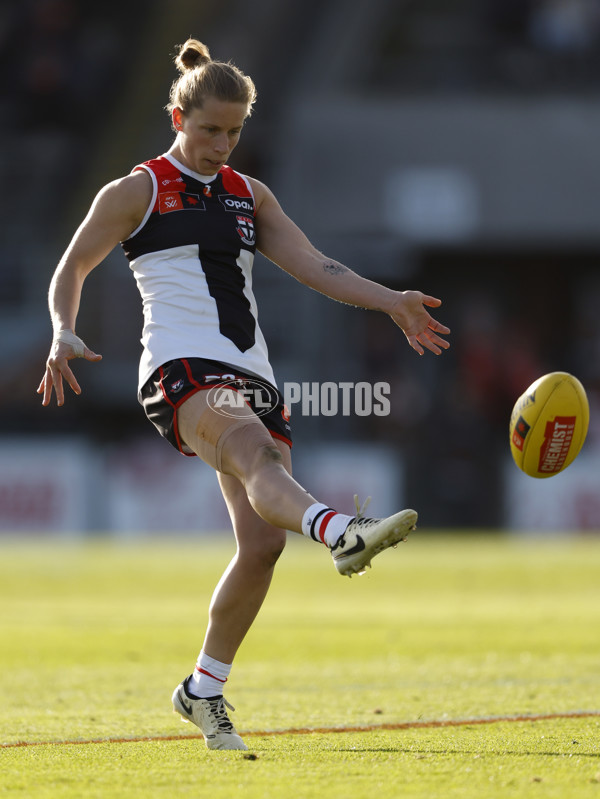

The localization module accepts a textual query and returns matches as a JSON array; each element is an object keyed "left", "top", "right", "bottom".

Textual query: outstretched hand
[
  {"left": 389, "top": 291, "right": 451, "bottom": 355},
  {"left": 37, "top": 331, "right": 102, "bottom": 406}
]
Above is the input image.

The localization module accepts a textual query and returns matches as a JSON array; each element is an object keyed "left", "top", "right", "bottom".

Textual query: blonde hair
[{"left": 167, "top": 38, "right": 257, "bottom": 123}]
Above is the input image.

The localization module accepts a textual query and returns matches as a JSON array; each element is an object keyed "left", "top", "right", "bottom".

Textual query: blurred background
[{"left": 1, "top": 0, "right": 599, "bottom": 536}]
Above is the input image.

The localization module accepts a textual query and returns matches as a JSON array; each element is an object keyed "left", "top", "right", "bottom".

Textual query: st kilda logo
[{"left": 236, "top": 215, "right": 255, "bottom": 246}]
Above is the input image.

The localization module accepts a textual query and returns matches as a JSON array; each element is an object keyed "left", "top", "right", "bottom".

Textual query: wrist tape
[{"left": 55, "top": 329, "right": 85, "bottom": 357}]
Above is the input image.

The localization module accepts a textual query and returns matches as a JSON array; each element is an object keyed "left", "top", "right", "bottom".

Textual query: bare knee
[
  {"left": 261, "top": 533, "right": 286, "bottom": 569},
  {"left": 238, "top": 529, "right": 286, "bottom": 571}
]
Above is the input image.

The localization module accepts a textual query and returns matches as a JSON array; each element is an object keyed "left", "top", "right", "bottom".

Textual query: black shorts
[{"left": 139, "top": 357, "right": 292, "bottom": 456}]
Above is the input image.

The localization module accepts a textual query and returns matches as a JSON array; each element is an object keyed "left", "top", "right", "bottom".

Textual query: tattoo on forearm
[{"left": 322, "top": 261, "right": 348, "bottom": 275}]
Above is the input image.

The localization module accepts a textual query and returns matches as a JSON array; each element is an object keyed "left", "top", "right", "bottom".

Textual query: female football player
[{"left": 38, "top": 38, "right": 450, "bottom": 749}]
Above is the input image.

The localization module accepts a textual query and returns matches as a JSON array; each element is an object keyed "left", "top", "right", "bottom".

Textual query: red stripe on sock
[
  {"left": 317, "top": 511, "right": 337, "bottom": 544},
  {"left": 195, "top": 666, "right": 227, "bottom": 683}
]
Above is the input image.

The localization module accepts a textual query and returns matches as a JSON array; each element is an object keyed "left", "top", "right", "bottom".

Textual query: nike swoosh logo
[
  {"left": 179, "top": 693, "right": 193, "bottom": 715},
  {"left": 333, "top": 534, "right": 366, "bottom": 559}
]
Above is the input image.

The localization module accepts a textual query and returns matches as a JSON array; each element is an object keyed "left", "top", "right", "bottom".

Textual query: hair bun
[{"left": 175, "top": 38, "right": 211, "bottom": 72}]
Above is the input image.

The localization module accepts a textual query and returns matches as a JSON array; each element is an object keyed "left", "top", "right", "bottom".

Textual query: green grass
[{"left": 1, "top": 533, "right": 600, "bottom": 798}]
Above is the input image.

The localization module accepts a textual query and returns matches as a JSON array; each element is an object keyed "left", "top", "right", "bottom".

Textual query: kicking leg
[
  {"left": 177, "top": 390, "right": 417, "bottom": 575},
  {"left": 177, "top": 390, "right": 315, "bottom": 531}
]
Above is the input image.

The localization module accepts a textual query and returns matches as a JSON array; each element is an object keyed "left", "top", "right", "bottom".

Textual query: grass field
[{"left": 1, "top": 531, "right": 599, "bottom": 798}]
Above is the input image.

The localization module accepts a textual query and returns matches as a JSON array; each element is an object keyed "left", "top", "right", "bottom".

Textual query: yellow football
[{"left": 509, "top": 372, "right": 589, "bottom": 478}]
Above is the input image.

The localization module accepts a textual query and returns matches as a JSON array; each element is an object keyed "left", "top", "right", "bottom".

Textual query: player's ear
[{"left": 172, "top": 107, "right": 183, "bottom": 132}]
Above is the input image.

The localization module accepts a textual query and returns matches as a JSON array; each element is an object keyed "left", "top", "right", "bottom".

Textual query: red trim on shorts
[
  {"left": 269, "top": 430, "right": 293, "bottom": 448},
  {"left": 159, "top": 366, "right": 209, "bottom": 456},
  {"left": 170, "top": 359, "right": 212, "bottom": 454},
  {"left": 182, "top": 360, "right": 257, "bottom": 412},
  {"left": 181, "top": 358, "right": 204, "bottom": 390},
  {"left": 158, "top": 366, "right": 185, "bottom": 454},
  {"left": 317, "top": 510, "right": 337, "bottom": 544},
  {"left": 158, "top": 366, "right": 175, "bottom": 409},
  {"left": 154, "top": 358, "right": 292, "bottom": 455}
]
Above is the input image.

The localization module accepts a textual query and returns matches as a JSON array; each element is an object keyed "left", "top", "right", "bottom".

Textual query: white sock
[
  {"left": 189, "top": 651, "right": 231, "bottom": 698},
  {"left": 301, "top": 503, "right": 353, "bottom": 548}
]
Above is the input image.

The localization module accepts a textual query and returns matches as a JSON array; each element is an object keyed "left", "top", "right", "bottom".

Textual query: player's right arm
[{"left": 38, "top": 171, "right": 152, "bottom": 406}]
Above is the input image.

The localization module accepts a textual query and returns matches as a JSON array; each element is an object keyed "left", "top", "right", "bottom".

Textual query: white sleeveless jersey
[{"left": 121, "top": 153, "right": 275, "bottom": 395}]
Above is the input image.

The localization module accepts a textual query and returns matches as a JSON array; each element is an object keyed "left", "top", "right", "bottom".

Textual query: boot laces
[
  {"left": 349, "top": 494, "right": 381, "bottom": 529},
  {"left": 353, "top": 493, "right": 371, "bottom": 519},
  {"left": 206, "top": 696, "right": 235, "bottom": 732}
]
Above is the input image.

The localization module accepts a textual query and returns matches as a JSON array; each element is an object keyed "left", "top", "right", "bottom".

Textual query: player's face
[{"left": 174, "top": 98, "right": 249, "bottom": 175}]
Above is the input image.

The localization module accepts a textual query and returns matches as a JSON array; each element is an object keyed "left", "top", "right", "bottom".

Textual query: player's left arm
[{"left": 250, "top": 177, "right": 450, "bottom": 355}]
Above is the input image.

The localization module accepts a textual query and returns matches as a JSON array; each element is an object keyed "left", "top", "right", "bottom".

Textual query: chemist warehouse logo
[{"left": 538, "top": 416, "right": 576, "bottom": 474}]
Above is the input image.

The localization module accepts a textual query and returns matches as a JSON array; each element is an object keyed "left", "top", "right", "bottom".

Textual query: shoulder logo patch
[{"left": 158, "top": 192, "right": 206, "bottom": 214}]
